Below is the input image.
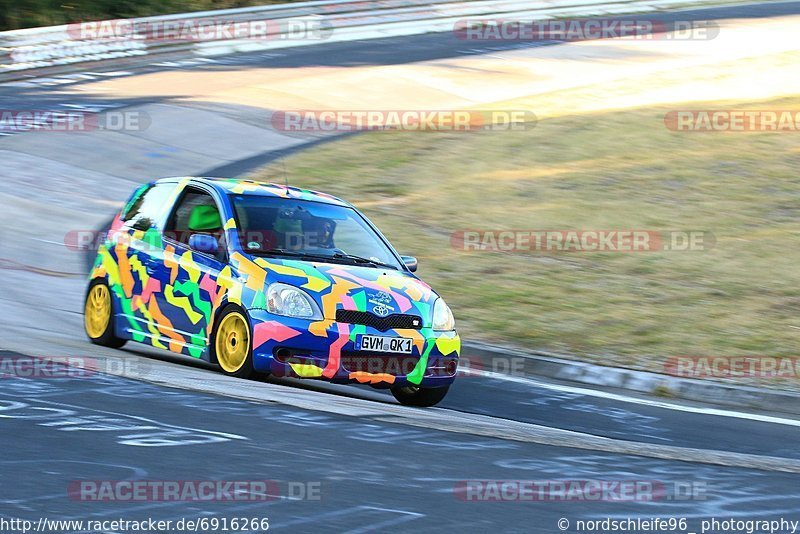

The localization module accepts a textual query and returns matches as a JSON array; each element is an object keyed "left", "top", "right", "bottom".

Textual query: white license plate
[{"left": 357, "top": 335, "right": 413, "bottom": 354}]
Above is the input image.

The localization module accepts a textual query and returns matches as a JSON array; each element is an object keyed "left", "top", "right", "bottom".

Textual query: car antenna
[{"left": 281, "top": 158, "right": 289, "bottom": 188}]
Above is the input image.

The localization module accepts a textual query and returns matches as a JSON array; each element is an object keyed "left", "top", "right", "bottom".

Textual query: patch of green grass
[{"left": 251, "top": 97, "right": 800, "bottom": 380}]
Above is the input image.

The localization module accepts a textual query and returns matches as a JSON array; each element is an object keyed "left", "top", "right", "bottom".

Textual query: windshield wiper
[
  {"left": 251, "top": 248, "right": 332, "bottom": 261},
  {"left": 251, "top": 248, "right": 398, "bottom": 270},
  {"left": 332, "top": 252, "right": 398, "bottom": 270}
]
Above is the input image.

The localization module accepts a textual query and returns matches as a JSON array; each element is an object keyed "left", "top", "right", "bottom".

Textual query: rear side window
[{"left": 122, "top": 182, "right": 177, "bottom": 230}]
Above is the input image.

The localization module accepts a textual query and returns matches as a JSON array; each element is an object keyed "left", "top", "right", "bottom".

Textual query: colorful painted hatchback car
[{"left": 84, "top": 177, "right": 460, "bottom": 406}]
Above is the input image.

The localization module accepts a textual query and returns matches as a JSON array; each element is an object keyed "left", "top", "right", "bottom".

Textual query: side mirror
[
  {"left": 131, "top": 217, "right": 154, "bottom": 232},
  {"left": 400, "top": 255, "right": 418, "bottom": 272},
  {"left": 189, "top": 234, "right": 219, "bottom": 255}
]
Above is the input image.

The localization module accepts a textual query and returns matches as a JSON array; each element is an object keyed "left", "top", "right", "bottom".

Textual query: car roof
[{"left": 157, "top": 176, "right": 350, "bottom": 207}]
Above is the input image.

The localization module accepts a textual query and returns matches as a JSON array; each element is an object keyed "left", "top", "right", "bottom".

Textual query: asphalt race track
[
  {"left": 2, "top": 2, "right": 800, "bottom": 532},
  {"left": 0, "top": 353, "right": 798, "bottom": 532}
]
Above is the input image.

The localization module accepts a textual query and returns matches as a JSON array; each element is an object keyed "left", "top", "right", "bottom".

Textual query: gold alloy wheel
[
  {"left": 215, "top": 311, "right": 251, "bottom": 373},
  {"left": 84, "top": 284, "right": 111, "bottom": 338}
]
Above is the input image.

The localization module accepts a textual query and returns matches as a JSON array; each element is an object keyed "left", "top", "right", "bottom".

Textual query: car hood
[{"left": 232, "top": 253, "right": 439, "bottom": 323}]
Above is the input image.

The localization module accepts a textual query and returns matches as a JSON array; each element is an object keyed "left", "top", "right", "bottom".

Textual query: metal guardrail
[{"left": 0, "top": 0, "right": 740, "bottom": 81}]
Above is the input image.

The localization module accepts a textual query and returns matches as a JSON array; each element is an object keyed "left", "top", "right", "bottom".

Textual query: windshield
[{"left": 230, "top": 195, "right": 403, "bottom": 270}]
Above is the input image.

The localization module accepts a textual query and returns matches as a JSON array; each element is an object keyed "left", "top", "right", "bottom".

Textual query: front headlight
[
  {"left": 266, "top": 283, "right": 323, "bottom": 320},
  {"left": 432, "top": 298, "right": 456, "bottom": 331}
]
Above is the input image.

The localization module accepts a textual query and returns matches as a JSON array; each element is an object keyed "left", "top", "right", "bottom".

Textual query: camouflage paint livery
[{"left": 89, "top": 177, "right": 460, "bottom": 388}]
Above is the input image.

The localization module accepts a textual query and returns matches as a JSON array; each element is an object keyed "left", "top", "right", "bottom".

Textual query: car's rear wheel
[
  {"left": 84, "top": 279, "right": 126, "bottom": 348},
  {"left": 212, "top": 306, "right": 255, "bottom": 379},
  {"left": 391, "top": 385, "right": 450, "bottom": 407}
]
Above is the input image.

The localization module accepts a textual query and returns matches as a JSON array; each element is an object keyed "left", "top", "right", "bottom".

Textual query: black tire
[
  {"left": 84, "top": 279, "right": 127, "bottom": 348},
  {"left": 391, "top": 385, "right": 450, "bottom": 407},
  {"left": 210, "top": 305, "right": 255, "bottom": 379}
]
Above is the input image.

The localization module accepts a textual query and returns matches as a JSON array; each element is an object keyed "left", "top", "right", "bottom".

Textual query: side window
[
  {"left": 122, "top": 183, "right": 177, "bottom": 230},
  {"left": 165, "top": 188, "right": 226, "bottom": 260}
]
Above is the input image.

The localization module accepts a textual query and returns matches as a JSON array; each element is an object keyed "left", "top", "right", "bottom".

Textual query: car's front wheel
[
  {"left": 84, "top": 279, "right": 126, "bottom": 348},
  {"left": 391, "top": 385, "right": 450, "bottom": 407},
  {"left": 211, "top": 305, "right": 255, "bottom": 379}
]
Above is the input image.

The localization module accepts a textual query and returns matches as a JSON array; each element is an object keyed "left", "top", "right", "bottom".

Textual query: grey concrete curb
[{"left": 462, "top": 341, "right": 800, "bottom": 414}]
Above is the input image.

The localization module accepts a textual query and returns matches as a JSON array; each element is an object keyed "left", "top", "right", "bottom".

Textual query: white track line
[{"left": 478, "top": 370, "right": 800, "bottom": 427}]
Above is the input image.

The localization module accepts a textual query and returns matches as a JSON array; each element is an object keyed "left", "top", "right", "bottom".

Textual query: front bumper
[{"left": 249, "top": 310, "right": 460, "bottom": 388}]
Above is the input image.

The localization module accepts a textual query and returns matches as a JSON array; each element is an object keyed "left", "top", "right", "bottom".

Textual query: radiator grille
[{"left": 335, "top": 309, "right": 422, "bottom": 331}]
